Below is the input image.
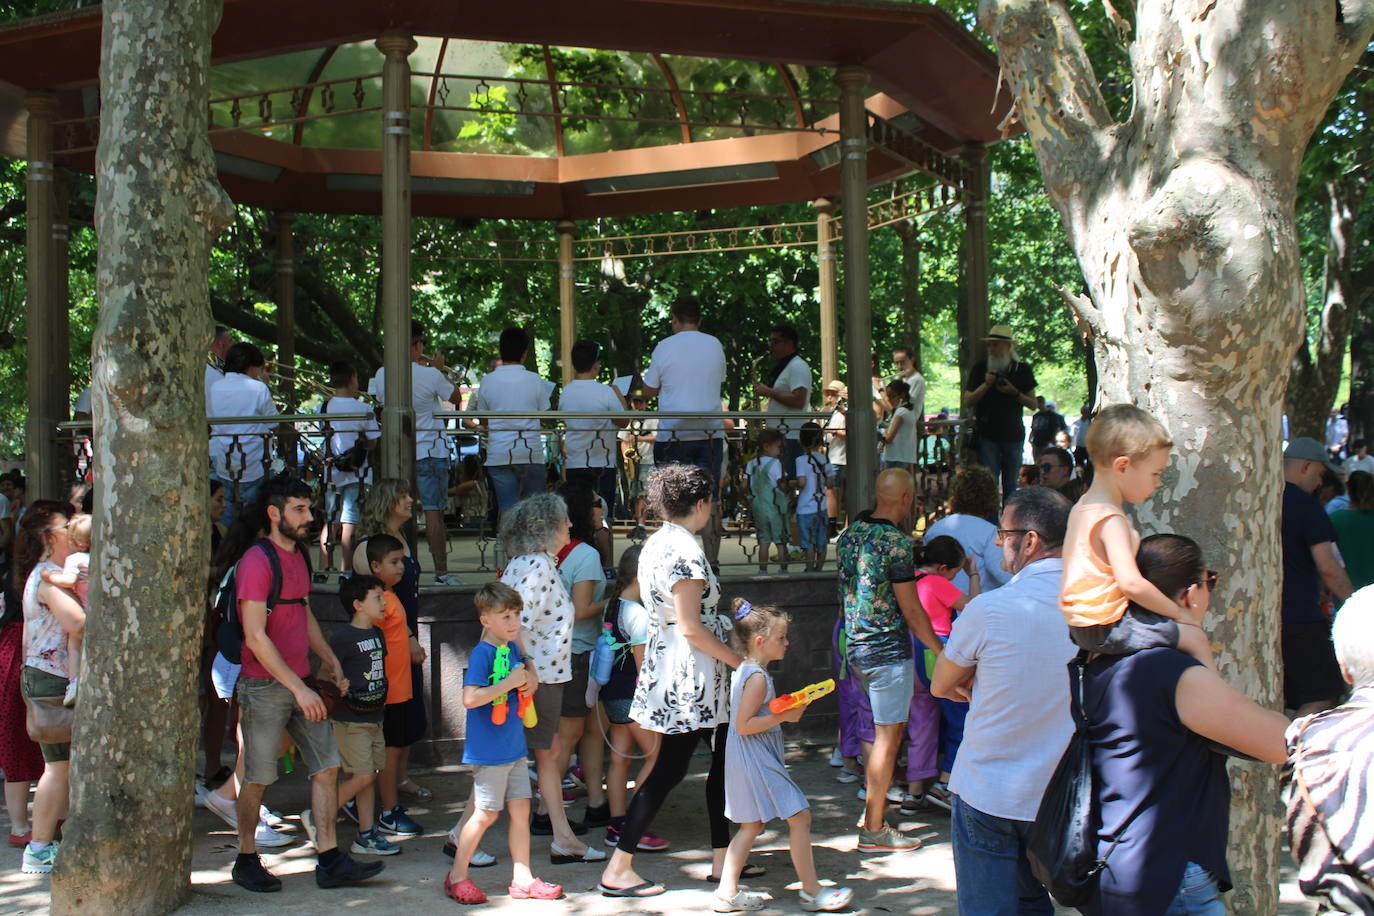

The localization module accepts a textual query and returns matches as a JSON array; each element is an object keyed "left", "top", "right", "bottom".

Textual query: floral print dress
[
  {"left": 630, "top": 521, "right": 731, "bottom": 734},
  {"left": 501, "top": 552, "right": 574, "bottom": 685}
]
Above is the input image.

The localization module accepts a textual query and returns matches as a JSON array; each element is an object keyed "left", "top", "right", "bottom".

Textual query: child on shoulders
[
  {"left": 1060, "top": 404, "right": 1213, "bottom": 666},
  {"left": 444, "top": 582, "right": 562, "bottom": 905},
  {"left": 715, "top": 598, "right": 852, "bottom": 913}
]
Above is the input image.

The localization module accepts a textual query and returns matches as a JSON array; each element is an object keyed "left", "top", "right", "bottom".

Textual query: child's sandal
[
  {"left": 800, "top": 886, "right": 854, "bottom": 912},
  {"left": 510, "top": 877, "right": 564, "bottom": 900},
  {"left": 714, "top": 890, "right": 769, "bottom": 912},
  {"left": 443, "top": 875, "right": 487, "bottom": 905}
]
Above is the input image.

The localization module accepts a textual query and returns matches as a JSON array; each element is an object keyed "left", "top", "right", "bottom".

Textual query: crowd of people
[{"left": 5, "top": 299, "right": 1374, "bottom": 912}]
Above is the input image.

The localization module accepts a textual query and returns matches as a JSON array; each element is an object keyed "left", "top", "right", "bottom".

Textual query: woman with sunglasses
[{"left": 1079, "top": 534, "right": 1289, "bottom": 915}]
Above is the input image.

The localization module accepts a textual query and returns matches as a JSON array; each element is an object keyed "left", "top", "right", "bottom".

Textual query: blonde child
[
  {"left": 40, "top": 513, "right": 90, "bottom": 706},
  {"left": 445, "top": 582, "right": 562, "bottom": 905},
  {"left": 744, "top": 429, "right": 790, "bottom": 573},
  {"left": 327, "top": 574, "right": 396, "bottom": 856},
  {"left": 1060, "top": 404, "right": 1212, "bottom": 665},
  {"left": 714, "top": 598, "right": 853, "bottom": 913}
]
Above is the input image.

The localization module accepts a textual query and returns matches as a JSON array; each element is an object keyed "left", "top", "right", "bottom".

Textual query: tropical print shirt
[{"left": 837, "top": 512, "right": 916, "bottom": 670}]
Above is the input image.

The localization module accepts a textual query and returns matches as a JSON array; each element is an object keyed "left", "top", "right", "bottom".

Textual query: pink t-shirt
[
  {"left": 916, "top": 572, "right": 964, "bottom": 637},
  {"left": 237, "top": 540, "right": 313, "bottom": 679}
]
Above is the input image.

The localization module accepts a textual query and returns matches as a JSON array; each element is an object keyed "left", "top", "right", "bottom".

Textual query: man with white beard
[{"left": 962, "top": 325, "right": 1037, "bottom": 501}]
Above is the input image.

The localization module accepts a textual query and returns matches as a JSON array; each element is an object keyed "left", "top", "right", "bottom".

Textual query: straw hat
[{"left": 983, "top": 324, "right": 1014, "bottom": 341}]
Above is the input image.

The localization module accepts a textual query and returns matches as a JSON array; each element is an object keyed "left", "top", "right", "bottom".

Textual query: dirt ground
[{"left": 1, "top": 743, "right": 1317, "bottom": 915}]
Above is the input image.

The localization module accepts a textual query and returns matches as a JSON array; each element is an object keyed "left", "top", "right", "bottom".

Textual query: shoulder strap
[{"left": 555, "top": 539, "right": 583, "bottom": 568}]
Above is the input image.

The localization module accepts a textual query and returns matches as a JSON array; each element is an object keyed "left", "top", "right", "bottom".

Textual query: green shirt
[
  {"left": 1331, "top": 509, "right": 1374, "bottom": 590},
  {"left": 836, "top": 512, "right": 916, "bottom": 669}
]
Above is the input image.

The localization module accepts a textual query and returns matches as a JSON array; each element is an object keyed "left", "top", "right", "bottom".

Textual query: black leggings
[{"left": 618, "top": 723, "right": 729, "bottom": 854}]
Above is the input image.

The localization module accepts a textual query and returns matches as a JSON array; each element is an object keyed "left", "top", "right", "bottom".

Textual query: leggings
[{"left": 617, "top": 723, "right": 729, "bottom": 854}]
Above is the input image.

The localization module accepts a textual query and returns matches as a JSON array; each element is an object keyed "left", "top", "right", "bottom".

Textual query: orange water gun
[
  {"left": 769, "top": 678, "right": 836, "bottom": 714},
  {"left": 491, "top": 646, "right": 538, "bottom": 727}
]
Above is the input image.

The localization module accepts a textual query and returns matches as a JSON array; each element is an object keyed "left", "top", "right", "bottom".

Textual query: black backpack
[
  {"left": 213, "top": 538, "right": 312, "bottom": 665},
  {"left": 323, "top": 399, "right": 369, "bottom": 474},
  {"left": 1027, "top": 649, "right": 1111, "bottom": 906}
]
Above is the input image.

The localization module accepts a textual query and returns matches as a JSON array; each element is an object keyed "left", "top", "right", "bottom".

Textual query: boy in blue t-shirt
[{"left": 443, "top": 583, "right": 563, "bottom": 905}]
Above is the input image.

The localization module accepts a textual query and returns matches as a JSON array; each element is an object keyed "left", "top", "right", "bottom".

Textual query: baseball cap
[{"left": 1284, "top": 437, "right": 1341, "bottom": 474}]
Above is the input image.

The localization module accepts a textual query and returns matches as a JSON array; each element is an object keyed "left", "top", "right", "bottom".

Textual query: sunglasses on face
[
  {"left": 1037, "top": 463, "right": 1064, "bottom": 473},
  {"left": 1202, "top": 570, "right": 1219, "bottom": 591}
]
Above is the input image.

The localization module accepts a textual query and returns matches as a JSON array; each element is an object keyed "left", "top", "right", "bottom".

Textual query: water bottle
[{"left": 585, "top": 622, "right": 617, "bottom": 707}]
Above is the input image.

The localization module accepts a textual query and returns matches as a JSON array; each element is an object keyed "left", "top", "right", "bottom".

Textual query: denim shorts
[
  {"left": 854, "top": 659, "right": 915, "bottom": 725},
  {"left": 797, "top": 512, "right": 828, "bottom": 550},
  {"left": 602, "top": 696, "right": 634, "bottom": 725},
  {"left": 416, "top": 456, "right": 451, "bottom": 512},
  {"left": 472, "top": 759, "right": 532, "bottom": 811},
  {"left": 488, "top": 463, "right": 545, "bottom": 512},
  {"left": 325, "top": 481, "right": 362, "bottom": 526},
  {"left": 237, "top": 676, "right": 341, "bottom": 785}
]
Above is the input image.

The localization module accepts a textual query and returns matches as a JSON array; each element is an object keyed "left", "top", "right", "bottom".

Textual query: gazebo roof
[{"left": 0, "top": 0, "right": 1013, "bottom": 219}]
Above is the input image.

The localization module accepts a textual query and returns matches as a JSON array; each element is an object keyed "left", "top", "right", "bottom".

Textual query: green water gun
[{"left": 489, "top": 645, "right": 537, "bottom": 726}]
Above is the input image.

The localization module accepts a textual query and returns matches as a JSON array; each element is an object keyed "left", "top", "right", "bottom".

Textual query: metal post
[
  {"left": 275, "top": 211, "right": 297, "bottom": 467},
  {"left": 377, "top": 33, "right": 417, "bottom": 486},
  {"left": 815, "top": 198, "right": 838, "bottom": 387},
  {"left": 52, "top": 171, "right": 72, "bottom": 486},
  {"left": 960, "top": 144, "right": 991, "bottom": 442},
  {"left": 557, "top": 219, "right": 576, "bottom": 386},
  {"left": 837, "top": 66, "right": 876, "bottom": 517},
  {"left": 25, "top": 92, "right": 59, "bottom": 500}
]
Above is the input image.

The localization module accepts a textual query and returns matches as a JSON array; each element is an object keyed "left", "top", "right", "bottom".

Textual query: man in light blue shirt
[{"left": 933, "top": 486, "right": 1076, "bottom": 916}]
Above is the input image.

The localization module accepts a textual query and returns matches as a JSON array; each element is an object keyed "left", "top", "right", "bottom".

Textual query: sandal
[
  {"left": 443, "top": 876, "right": 488, "bottom": 905},
  {"left": 510, "top": 877, "right": 564, "bottom": 900},
  {"left": 714, "top": 890, "right": 769, "bottom": 912},
  {"left": 800, "top": 886, "right": 855, "bottom": 912},
  {"left": 398, "top": 779, "right": 434, "bottom": 801},
  {"left": 598, "top": 880, "right": 666, "bottom": 898},
  {"left": 550, "top": 841, "right": 607, "bottom": 864}
]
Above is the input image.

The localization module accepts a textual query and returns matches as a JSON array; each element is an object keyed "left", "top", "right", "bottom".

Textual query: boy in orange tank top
[{"left": 1060, "top": 404, "right": 1213, "bottom": 666}]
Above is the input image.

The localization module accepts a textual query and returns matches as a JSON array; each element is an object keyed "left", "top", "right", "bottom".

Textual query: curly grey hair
[{"left": 499, "top": 492, "right": 569, "bottom": 558}]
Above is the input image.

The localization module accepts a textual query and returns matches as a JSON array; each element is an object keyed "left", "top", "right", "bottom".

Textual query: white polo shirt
[
  {"left": 209, "top": 372, "right": 278, "bottom": 484},
  {"left": 468, "top": 364, "right": 551, "bottom": 466},
  {"left": 766, "top": 355, "right": 813, "bottom": 440},
  {"left": 558, "top": 379, "right": 623, "bottom": 469},
  {"left": 370, "top": 363, "right": 460, "bottom": 461}
]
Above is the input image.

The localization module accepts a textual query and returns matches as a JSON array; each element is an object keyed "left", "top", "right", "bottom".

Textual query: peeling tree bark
[
  {"left": 49, "top": 2, "right": 233, "bottom": 914},
  {"left": 979, "top": 1, "right": 1374, "bottom": 912}
]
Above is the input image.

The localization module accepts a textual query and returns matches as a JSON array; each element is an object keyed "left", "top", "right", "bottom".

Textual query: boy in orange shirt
[
  {"left": 354, "top": 534, "right": 428, "bottom": 837},
  {"left": 1060, "top": 404, "right": 1212, "bottom": 666}
]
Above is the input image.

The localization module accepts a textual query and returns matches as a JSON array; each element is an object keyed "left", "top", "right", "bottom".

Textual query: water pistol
[
  {"left": 769, "top": 678, "right": 836, "bottom": 714},
  {"left": 490, "top": 645, "right": 538, "bottom": 727}
]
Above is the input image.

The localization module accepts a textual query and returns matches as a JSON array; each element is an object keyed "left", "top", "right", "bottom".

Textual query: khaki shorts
[
  {"left": 236, "top": 676, "right": 340, "bottom": 786},
  {"left": 332, "top": 719, "right": 386, "bottom": 775},
  {"left": 472, "top": 759, "right": 532, "bottom": 811}
]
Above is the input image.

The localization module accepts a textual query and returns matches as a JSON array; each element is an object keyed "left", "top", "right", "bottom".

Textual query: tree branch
[
  {"left": 1058, "top": 286, "right": 1105, "bottom": 340},
  {"left": 295, "top": 265, "right": 384, "bottom": 371},
  {"left": 210, "top": 295, "right": 351, "bottom": 367},
  {"left": 978, "top": 0, "right": 1115, "bottom": 193}
]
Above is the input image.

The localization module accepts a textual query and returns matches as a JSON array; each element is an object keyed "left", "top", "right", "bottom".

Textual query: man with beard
[
  {"left": 231, "top": 475, "right": 385, "bottom": 893},
  {"left": 963, "top": 325, "right": 1037, "bottom": 500},
  {"left": 754, "top": 323, "right": 813, "bottom": 481}
]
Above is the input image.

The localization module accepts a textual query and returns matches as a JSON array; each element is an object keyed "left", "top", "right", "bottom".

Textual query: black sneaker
[
  {"left": 232, "top": 855, "right": 283, "bottom": 893},
  {"left": 584, "top": 802, "right": 612, "bottom": 828},
  {"left": 315, "top": 852, "right": 385, "bottom": 888},
  {"left": 530, "top": 812, "right": 587, "bottom": 836}
]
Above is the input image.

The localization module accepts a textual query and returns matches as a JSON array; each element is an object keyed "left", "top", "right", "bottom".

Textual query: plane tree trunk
[
  {"left": 50, "top": 1, "right": 234, "bottom": 913},
  {"left": 979, "top": 1, "right": 1374, "bottom": 912}
]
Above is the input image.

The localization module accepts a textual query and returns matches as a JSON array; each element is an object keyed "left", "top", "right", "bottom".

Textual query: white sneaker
[
  {"left": 203, "top": 790, "right": 238, "bottom": 829},
  {"left": 828, "top": 748, "right": 844, "bottom": 767},
  {"left": 259, "top": 806, "right": 286, "bottom": 830},
  {"left": 62, "top": 678, "right": 78, "bottom": 708},
  {"left": 255, "top": 818, "right": 292, "bottom": 848},
  {"left": 470, "top": 849, "right": 496, "bottom": 868}
]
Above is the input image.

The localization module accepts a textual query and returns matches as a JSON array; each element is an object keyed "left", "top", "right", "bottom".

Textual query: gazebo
[{"left": 0, "top": 0, "right": 1012, "bottom": 511}]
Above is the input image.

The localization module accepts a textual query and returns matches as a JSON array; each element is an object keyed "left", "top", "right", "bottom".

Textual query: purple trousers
[{"left": 833, "top": 620, "right": 939, "bottom": 783}]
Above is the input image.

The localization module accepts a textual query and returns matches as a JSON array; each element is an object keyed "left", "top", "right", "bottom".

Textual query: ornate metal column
[
  {"left": 837, "top": 66, "right": 876, "bottom": 517},
  {"left": 814, "top": 197, "right": 838, "bottom": 387},
  {"left": 25, "top": 92, "right": 61, "bottom": 499},
  {"left": 557, "top": 219, "right": 576, "bottom": 385},
  {"left": 378, "top": 33, "right": 418, "bottom": 486}
]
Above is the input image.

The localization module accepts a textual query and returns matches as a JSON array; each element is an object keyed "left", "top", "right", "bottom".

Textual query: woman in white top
[
  {"left": 882, "top": 378, "right": 919, "bottom": 471},
  {"left": 498, "top": 493, "right": 605, "bottom": 863},
  {"left": 15, "top": 500, "right": 84, "bottom": 874},
  {"left": 598, "top": 464, "right": 745, "bottom": 898}
]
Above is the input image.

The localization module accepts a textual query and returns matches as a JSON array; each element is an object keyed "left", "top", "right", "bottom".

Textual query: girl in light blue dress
[{"left": 714, "top": 598, "right": 853, "bottom": 914}]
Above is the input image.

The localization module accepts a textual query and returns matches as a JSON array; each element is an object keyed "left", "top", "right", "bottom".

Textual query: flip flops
[
  {"left": 706, "top": 863, "right": 767, "bottom": 882},
  {"left": 598, "top": 880, "right": 666, "bottom": 898}
]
